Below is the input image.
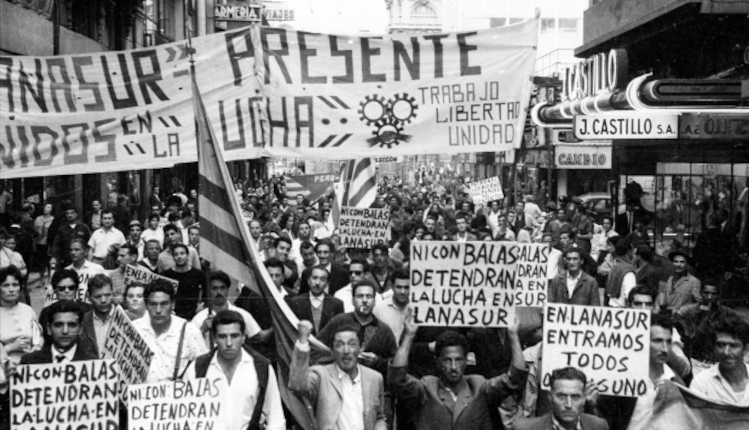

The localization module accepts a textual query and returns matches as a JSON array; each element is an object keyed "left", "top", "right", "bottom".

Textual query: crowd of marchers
[{"left": 0, "top": 170, "right": 747, "bottom": 430}]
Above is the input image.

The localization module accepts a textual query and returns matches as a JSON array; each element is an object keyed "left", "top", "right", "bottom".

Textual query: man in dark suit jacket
[
  {"left": 549, "top": 246, "right": 600, "bottom": 306},
  {"left": 288, "top": 265, "right": 344, "bottom": 334},
  {"left": 298, "top": 241, "right": 348, "bottom": 295},
  {"left": 615, "top": 204, "right": 652, "bottom": 237},
  {"left": 21, "top": 300, "right": 98, "bottom": 364},
  {"left": 79, "top": 273, "right": 116, "bottom": 358},
  {"left": 513, "top": 367, "right": 609, "bottom": 430}
]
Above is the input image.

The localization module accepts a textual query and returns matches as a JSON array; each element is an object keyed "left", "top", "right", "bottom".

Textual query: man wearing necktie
[{"left": 20, "top": 300, "right": 98, "bottom": 364}]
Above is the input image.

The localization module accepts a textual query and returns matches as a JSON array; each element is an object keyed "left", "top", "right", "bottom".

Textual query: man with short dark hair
[
  {"left": 318, "top": 280, "right": 397, "bottom": 376},
  {"left": 50, "top": 205, "right": 91, "bottom": 270},
  {"left": 334, "top": 258, "right": 382, "bottom": 313},
  {"left": 605, "top": 238, "right": 636, "bottom": 308},
  {"left": 139, "top": 239, "right": 162, "bottom": 273},
  {"left": 65, "top": 238, "right": 105, "bottom": 301},
  {"left": 191, "top": 270, "right": 261, "bottom": 349},
  {"left": 184, "top": 310, "right": 286, "bottom": 429},
  {"left": 673, "top": 280, "right": 740, "bottom": 362},
  {"left": 389, "top": 309, "right": 527, "bottom": 430},
  {"left": 594, "top": 314, "right": 690, "bottom": 430},
  {"left": 299, "top": 241, "right": 349, "bottom": 295},
  {"left": 452, "top": 213, "right": 477, "bottom": 242},
  {"left": 513, "top": 367, "right": 609, "bottom": 430},
  {"left": 79, "top": 273, "right": 116, "bottom": 358},
  {"left": 690, "top": 316, "right": 749, "bottom": 406},
  {"left": 549, "top": 246, "right": 600, "bottom": 306},
  {"left": 162, "top": 243, "right": 205, "bottom": 320},
  {"left": 373, "top": 268, "right": 410, "bottom": 345},
  {"left": 290, "top": 320, "right": 387, "bottom": 430},
  {"left": 288, "top": 265, "right": 344, "bottom": 334},
  {"left": 21, "top": 300, "right": 98, "bottom": 364},
  {"left": 158, "top": 224, "right": 201, "bottom": 272},
  {"left": 658, "top": 250, "right": 700, "bottom": 313},
  {"left": 133, "top": 279, "right": 207, "bottom": 382},
  {"left": 87, "top": 209, "right": 126, "bottom": 264}
]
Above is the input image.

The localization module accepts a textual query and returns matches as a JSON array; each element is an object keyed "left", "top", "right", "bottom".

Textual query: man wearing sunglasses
[{"left": 334, "top": 258, "right": 382, "bottom": 313}]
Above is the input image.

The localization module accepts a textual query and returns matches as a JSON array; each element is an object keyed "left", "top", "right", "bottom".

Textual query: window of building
[
  {"left": 558, "top": 18, "right": 579, "bottom": 34},
  {"left": 411, "top": 4, "right": 437, "bottom": 22},
  {"left": 490, "top": 17, "right": 507, "bottom": 28},
  {"left": 541, "top": 18, "right": 556, "bottom": 34}
]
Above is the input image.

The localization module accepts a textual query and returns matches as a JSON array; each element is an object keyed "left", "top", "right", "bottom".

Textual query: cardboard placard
[
  {"left": 124, "top": 264, "right": 178, "bottom": 289},
  {"left": 467, "top": 177, "right": 504, "bottom": 206},
  {"left": 10, "top": 359, "right": 121, "bottom": 430},
  {"left": 128, "top": 378, "right": 226, "bottom": 430},
  {"left": 103, "top": 306, "right": 154, "bottom": 397},
  {"left": 338, "top": 206, "right": 391, "bottom": 249},
  {"left": 542, "top": 304, "right": 651, "bottom": 397},
  {"left": 410, "top": 241, "right": 548, "bottom": 327}
]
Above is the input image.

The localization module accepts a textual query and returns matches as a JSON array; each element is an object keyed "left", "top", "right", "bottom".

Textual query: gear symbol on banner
[
  {"left": 358, "top": 94, "right": 388, "bottom": 126},
  {"left": 387, "top": 93, "right": 418, "bottom": 124},
  {"left": 373, "top": 118, "right": 404, "bottom": 149}
]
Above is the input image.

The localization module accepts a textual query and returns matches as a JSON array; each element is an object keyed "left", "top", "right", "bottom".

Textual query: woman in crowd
[
  {"left": 279, "top": 213, "right": 297, "bottom": 242},
  {"left": 0, "top": 266, "right": 42, "bottom": 365},
  {"left": 124, "top": 282, "right": 147, "bottom": 320}
]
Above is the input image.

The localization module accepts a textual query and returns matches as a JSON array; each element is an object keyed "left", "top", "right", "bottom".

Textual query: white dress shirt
[
  {"left": 183, "top": 349, "right": 286, "bottom": 430},
  {"left": 191, "top": 304, "right": 262, "bottom": 349},
  {"left": 51, "top": 344, "right": 77, "bottom": 363},
  {"left": 336, "top": 365, "right": 365, "bottom": 430},
  {"left": 134, "top": 314, "right": 208, "bottom": 382}
]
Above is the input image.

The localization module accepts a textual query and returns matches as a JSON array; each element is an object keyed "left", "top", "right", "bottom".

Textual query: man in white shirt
[
  {"left": 290, "top": 221, "right": 316, "bottom": 262},
  {"left": 184, "top": 310, "right": 286, "bottom": 430},
  {"left": 290, "top": 320, "right": 387, "bottom": 430},
  {"left": 335, "top": 258, "right": 382, "bottom": 313},
  {"left": 594, "top": 314, "right": 689, "bottom": 430},
  {"left": 192, "top": 270, "right": 261, "bottom": 349},
  {"left": 134, "top": 279, "right": 207, "bottom": 382},
  {"left": 691, "top": 316, "right": 749, "bottom": 406},
  {"left": 486, "top": 200, "right": 502, "bottom": 238},
  {"left": 373, "top": 268, "right": 410, "bottom": 345},
  {"left": 66, "top": 238, "right": 106, "bottom": 302},
  {"left": 87, "top": 209, "right": 126, "bottom": 264}
]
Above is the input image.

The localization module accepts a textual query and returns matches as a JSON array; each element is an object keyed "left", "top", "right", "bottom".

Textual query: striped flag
[
  {"left": 342, "top": 158, "right": 378, "bottom": 208},
  {"left": 192, "top": 74, "right": 329, "bottom": 430},
  {"left": 647, "top": 381, "right": 748, "bottom": 429}
]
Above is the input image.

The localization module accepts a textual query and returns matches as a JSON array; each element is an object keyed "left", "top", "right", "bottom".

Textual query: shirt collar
[
  {"left": 51, "top": 344, "right": 77, "bottom": 362},
  {"left": 566, "top": 271, "right": 582, "bottom": 281},
  {"left": 93, "top": 307, "right": 114, "bottom": 323},
  {"left": 336, "top": 364, "right": 362, "bottom": 384},
  {"left": 310, "top": 294, "right": 324, "bottom": 307}
]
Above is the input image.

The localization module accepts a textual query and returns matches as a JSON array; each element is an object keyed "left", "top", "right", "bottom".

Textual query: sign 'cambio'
[{"left": 0, "top": 21, "right": 538, "bottom": 178}]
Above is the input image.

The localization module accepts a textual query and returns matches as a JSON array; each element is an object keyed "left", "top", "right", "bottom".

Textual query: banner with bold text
[
  {"left": 0, "top": 21, "right": 537, "bottom": 178},
  {"left": 409, "top": 241, "right": 548, "bottom": 327},
  {"left": 10, "top": 359, "right": 121, "bottom": 430},
  {"left": 467, "top": 176, "right": 504, "bottom": 205},
  {"left": 542, "top": 304, "right": 651, "bottom": 397},
  {"left": 128, "top": 378, "right": 226, "bottom": 430},
  {"left": 338, "top": 206, "right": 390, "bottom": 249}
]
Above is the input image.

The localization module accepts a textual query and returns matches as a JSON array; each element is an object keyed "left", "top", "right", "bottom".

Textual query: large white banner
[{"left": 0, "top": 21, "right": 538, "bottom": 178}]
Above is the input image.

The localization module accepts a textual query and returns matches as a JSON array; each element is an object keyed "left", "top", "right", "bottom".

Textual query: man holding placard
[
  {"left": 593, "top": 314, "right": 689, "bottom": 430},
  {"left": 184, "top": 310, "right": 286, "bottom": 430},
  {"left": 21, "top": 300, "right": 98, "bottom": 364},
  {"left": 389, "top": 308, "right": 526, "bottom": 430}
]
